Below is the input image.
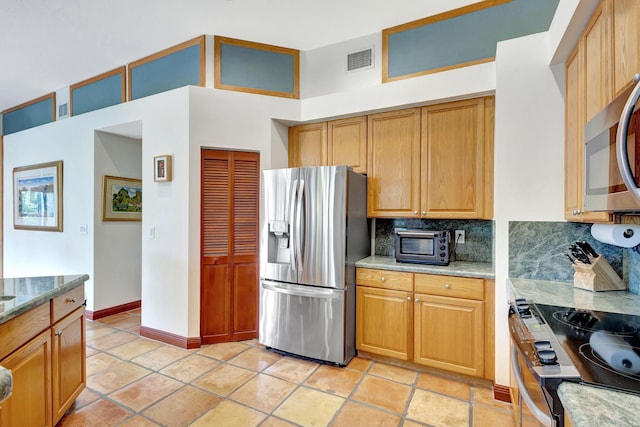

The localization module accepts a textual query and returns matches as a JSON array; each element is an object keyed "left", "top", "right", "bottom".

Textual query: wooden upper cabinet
[
  {"left": 367, "top": 108, "right": 422, "bottom": 217},
  {"left": 583, "top": 0, "right": 613, "bottom": 122},
  {"left": 612, "top": 0, "right": 640, "bottom": 97},
  {"left": 327, "top": 116, "right": 367, "bottom": 174},
  {"left": 565, "top": 44, "right": 584, "bottom": 221},
  {"left": 421, "top": 98, "right": 486, "bottom": 219},
  {"left": 288, "top": 123, "right": 327, "bottom": 168}
]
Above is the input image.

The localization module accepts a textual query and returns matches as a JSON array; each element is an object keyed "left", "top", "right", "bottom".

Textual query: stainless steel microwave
[
  {"left": 584, "top": 75, "right": 640, "bottom": 212},
  {"left": 393, "top": 228, "right": 452, "bottom": 265}
]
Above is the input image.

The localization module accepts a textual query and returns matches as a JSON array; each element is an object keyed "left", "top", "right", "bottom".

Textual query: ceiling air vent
[
  {"left": 346, "top": 48, "right": 374, "bottom": 72},
  {"left": 58, "top": 102, "right": 69, "bottom": 119}
]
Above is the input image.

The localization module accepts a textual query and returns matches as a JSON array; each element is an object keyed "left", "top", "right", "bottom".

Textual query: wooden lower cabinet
[
  {"left": 52, "top": 306, "right": 86, "bottom": 424},
  {"left": 356, "top": 286, "right": 413, "bottom": 360},
  {"left": 356, "top": 267, "right": 492, "bottom": 380},
  {"left": 414, "top": 294, "right": 484, "bottom": 377},
  {"left": 0, "top": 330, "right": 52, "bottom": 427}
]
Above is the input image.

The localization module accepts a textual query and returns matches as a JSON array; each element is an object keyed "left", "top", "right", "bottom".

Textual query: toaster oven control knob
[{"left": 537, "top": 349, "right": 558, "bottom": 365}]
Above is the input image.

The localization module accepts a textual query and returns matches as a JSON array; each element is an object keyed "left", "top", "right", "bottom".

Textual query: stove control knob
[
  {"left": 537, "top": 349, "right": 558, "bottom": 365},
  {"left": 534, "top": 340, "right": 552, "bottom": 350}
]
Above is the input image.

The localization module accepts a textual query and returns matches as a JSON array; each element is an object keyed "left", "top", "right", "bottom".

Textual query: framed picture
[
  {"left": 154, "top": 155, "right": 172, "bottom": 182},
  {"left": 13, "top": 161, "right": 63, "bottom": 231},
  {"left": 102, "top": 175, "right": 142, "bottom": 221}
]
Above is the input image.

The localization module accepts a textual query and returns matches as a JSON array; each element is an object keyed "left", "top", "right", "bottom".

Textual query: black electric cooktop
[{"left": 535, "top": 303, "right": 640, "bottom": 396}]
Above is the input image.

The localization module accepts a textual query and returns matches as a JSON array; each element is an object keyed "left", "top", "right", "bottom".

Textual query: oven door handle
[{"left": 511, "top": 346, "right": 555, "bottom": 427}]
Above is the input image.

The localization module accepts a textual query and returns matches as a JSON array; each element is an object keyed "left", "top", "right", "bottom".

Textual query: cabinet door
[
  {"left": 327, "top": 116, "right": 367, "bottom": 174},
  {"left": 565, "top": 40, "right": 612, "bottom": 223},
  {"left": 421, "top": 98, "right": 485, "bottom": 218},
  {"left": 288, "top": 123, "right": 327, "bottom": 168},
  {"left": 612, "top": 0, "right": 640, "bottom": 97},
  {"left": 414, "top": 293, "right": 484, "bottom": 377},
  {"left": 584, "top": 0, "right": 613, "bottom": 122},
  {"left": 356, "top": 286, "right": 413, "bottom": 360},
  {"left": 367, "top": 108, "right": 421, "bottom": 217},
  {"left": 52, "top": 306, "right": 86, "bottom": 424},
  {"left": 0, "top": 330, "right": 52, "bottom": 427}
]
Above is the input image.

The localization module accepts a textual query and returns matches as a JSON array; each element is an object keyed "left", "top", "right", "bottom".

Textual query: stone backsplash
[
  {"left": 507, "top": 221, "right": 640, "bottom": 293},
  {"left": 374, "top": 218, "right": 494, "bottom": 263}
]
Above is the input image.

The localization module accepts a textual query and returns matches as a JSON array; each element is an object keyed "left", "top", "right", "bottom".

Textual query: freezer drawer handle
[{"left": 261, "top": 281, "right": 341, "bottom": 299}]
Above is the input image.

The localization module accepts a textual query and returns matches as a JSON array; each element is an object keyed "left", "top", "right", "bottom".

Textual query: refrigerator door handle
[
  {"left": 289, "top": 179, "right": 299, "bottom": 271},
  {"left": 262, "top": 280, "right": 341, "bottom": 299},
  {"left": 295, "top": 178, "right": 305, "bottom": 272}
]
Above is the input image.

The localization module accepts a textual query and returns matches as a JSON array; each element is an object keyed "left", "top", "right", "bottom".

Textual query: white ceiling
[{"left": 0, "top": 0, "right": 479, "bottom": 113}]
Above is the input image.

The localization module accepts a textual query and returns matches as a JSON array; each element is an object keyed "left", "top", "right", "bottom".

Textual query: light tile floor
[{"left": 58, "top": 309, "right": 540, "bottom": 426}]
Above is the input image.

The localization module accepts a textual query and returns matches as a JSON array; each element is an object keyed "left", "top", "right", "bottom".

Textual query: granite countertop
[
  {"left": 508, "top": 277, "right": 640, "bottom": 316},
  {"left": 509, "top": 277, "right": 640, "bottom": 425},
  {"left": 0, "top": 274, "right": 89, "bottom": 324},
  {"left": 356, "top": 256, "right": 494, "bottom": 279},
  {"left": 0, "top": 366, "right": 11, "bottom": 403}
]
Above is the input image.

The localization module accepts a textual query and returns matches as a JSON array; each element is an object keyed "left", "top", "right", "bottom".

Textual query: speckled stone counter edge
[
  {"left": 0, "top": 366, "right": 11, "bottom": 403},
  {"left": 356, "top": 256, "right": 494, "bottom": 279},
  {"left": 0, "top": 274, "right": 89, "bottom": 324}
]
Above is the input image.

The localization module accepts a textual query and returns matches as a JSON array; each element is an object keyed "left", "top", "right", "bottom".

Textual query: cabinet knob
[
  {"left": 422, "top": 210, "right": 426, "bottom": 215},
  {"left": 406, "top": 296, "right": 411, "bottom": 301},
  {"left": 572, "top": 210, "right": 583, "bottom": 216},
  {"left": 414, "top": 298, "right": 419, "bottom": 303},
  {"left": 55, "top": 331, "right": 63, "bottom": 337},
  {"left": 413, "top": 211, "right": 418, "bottom": 215},
  {"left": 66, "top": 297, "right": 77, "bottom": 303},
  {"left": 444, "top": 284, "right": 451, "bottom": 289},
  {"left": 380, "top": 277, "right": 385, "bottom": 282}
]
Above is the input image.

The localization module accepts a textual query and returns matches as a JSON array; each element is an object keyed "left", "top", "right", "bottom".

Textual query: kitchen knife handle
[{"left": 579, "top": 240, "right": 598, "bottom": 257}]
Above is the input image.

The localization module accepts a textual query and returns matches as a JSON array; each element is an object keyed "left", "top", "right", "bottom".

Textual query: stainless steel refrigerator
[{"left": 259, "top": 165, "right": 369, "bottom": 365}]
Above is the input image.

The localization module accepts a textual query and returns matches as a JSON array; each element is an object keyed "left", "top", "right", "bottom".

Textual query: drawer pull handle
[
  {"left": 444, "top": 284, "right": 451, "bottom": 289},
  {"left": 66, "top": 297, "right": 77, "bottom": 303},
  {"left": 381, "top": 277, "right": 385, "bottom": 282}
]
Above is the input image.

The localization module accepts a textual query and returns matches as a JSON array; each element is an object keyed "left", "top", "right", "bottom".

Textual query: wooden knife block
[{"left": 572, "top": 255, "right": 626, "bottom": 292}]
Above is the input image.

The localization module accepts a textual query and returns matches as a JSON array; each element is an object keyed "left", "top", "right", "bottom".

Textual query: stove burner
[
  {"left": 551, "top": 309, "right": 637, "bottom": 336},
  {"left": 579, "top": 341, "right": 640, "bottom": 381}
]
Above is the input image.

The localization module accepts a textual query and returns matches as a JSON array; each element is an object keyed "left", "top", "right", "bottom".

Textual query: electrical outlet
[{"left": 455, "top": 230, "right": 465, "bottom": 244}]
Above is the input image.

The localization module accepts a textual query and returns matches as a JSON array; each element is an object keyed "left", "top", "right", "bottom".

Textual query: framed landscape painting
[
  {"left": 13, "top": 161, "right": 63, "bottom": 231},
  {"left": 102, "top": 175, "right": 142, "bottom": 221}
]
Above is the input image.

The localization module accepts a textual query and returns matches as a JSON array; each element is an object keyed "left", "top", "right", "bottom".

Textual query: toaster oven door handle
[
  {"left": 616, "top": 75, "right": 640, "bottom": 204},
  {"left": 511, "top": 346, "right": 555, "bottom": 427}
]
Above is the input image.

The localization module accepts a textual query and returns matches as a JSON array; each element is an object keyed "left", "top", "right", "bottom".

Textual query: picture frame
[
  {"left": 154, "top": 155, "right": 172, "bottom": 182},
  {"left": 13, "top": 161, "right": 63, "bottom": 231},
  {"left": 102, "top": 175, "right": 142, "bottom": 221}
]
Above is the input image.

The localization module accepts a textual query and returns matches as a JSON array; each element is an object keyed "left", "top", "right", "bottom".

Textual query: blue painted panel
[
  {"left": 130, "top": 43, "right": 201, "bottom": 100},
  {"left": 0, "top": 113, "right": 3, "bottom": 136},
  {"left": 220, "top": 43, "right": 295, "bottom": 94},
  {"left": 3, "top": 97, "right": 54, "bottom": 135},
  {"left": 72, "top": 73, "right": 123, "bottom": 115},
  {"left": 388, "top": 0, "right": 559, "bottom": 78}
]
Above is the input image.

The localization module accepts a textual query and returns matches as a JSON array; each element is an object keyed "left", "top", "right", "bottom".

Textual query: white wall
[
  {"left": 493, "top": 32, "right": 566, "bottom": 385},
  {"left": 93, "top": 131, "right": 142, "bottom": 312}
]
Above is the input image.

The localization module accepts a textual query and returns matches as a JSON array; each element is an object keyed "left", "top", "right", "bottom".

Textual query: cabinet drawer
[
  {"left": 356, "top": 268, "right": 413, "bottom": 291},
  {"left": 52, "top": 286, "right": 85, "bottom": 323},
  {"left": 0, "top": 302, "right": 50, "bottom": 360},
  {"left": 414, "top": 274, "right": 484, "bottom": 300}
]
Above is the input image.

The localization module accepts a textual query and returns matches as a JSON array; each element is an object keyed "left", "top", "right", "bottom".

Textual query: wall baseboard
[
  {"left": 85, "top": 300, "right": 141, "bottom": 320},
  {"left": 493, "top": 384, "right": 512, "bottom": 403},
  {"left": 140, "top": 326, "right": 201, "bottom": 349}
]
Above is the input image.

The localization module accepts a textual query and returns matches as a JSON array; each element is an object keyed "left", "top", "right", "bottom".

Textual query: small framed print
[
  {"left": 13, "top": 160, "right": 63, "bottom": 231},
  {"left": 154, "top": 155, "right": 172, "bottom": 182}
]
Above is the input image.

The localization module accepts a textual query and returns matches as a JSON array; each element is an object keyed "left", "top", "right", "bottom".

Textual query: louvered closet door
[{"left": 201, "top": 149, "right": 259, "bottom": 344}]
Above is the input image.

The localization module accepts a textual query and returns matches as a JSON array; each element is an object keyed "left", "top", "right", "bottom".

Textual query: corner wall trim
[
  {"left": 85, "top": 300, "right": 141, "bottom": 320},
  {"left": 140, "top": 326, "right": 201, "bottom": 349}
]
